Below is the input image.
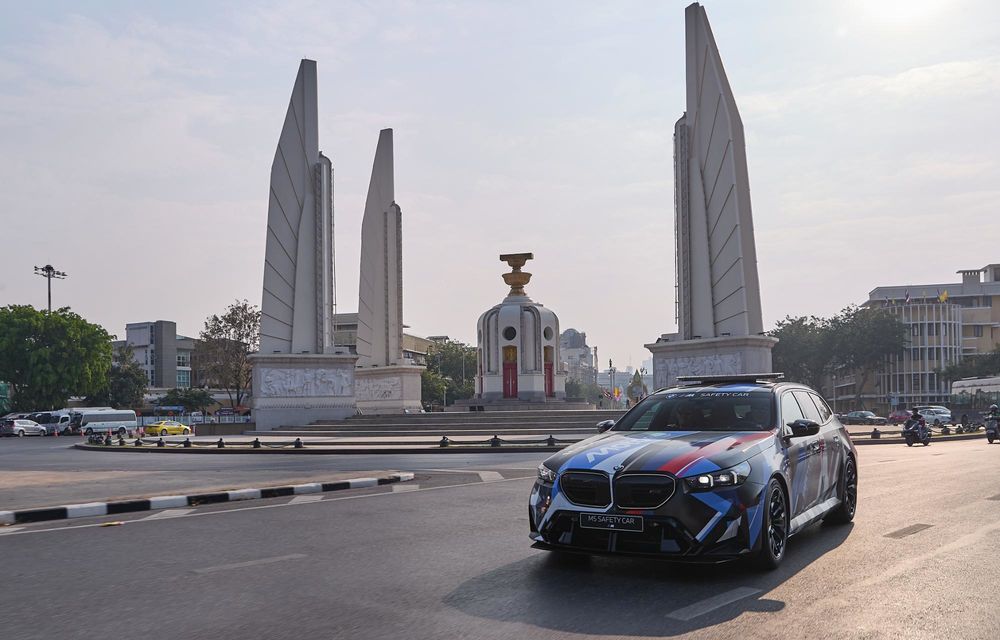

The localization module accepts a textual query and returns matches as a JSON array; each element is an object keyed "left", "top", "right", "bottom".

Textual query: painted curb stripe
[{"left": 0, "top": 473, "right": 410, "bottom": 527}]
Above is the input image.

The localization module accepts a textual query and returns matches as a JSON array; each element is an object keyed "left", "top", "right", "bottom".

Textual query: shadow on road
[{"left": 444, "top": 521, "right": 854, "bottom": 636}]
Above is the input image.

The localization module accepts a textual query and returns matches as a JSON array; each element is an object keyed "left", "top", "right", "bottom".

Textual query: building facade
[
  {"left": 115, "top": 321, "right": 196, "bottom": 389},
  {"left": 559, "top": 328, "right": 595, "bottom": 385},
  {"left": 331, "top": 312, "right": 431, "bottom": 366},
  {"left": 843, "top": 264, "right": 1000, "bottom": 412}
]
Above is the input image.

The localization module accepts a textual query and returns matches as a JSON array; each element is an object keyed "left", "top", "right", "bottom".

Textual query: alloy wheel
[
  {"left": 843, "top": 460, "right": 857, "bottom": 517},
  {"left": 768, "top": 486, "right": 787, "bottom": 559}
]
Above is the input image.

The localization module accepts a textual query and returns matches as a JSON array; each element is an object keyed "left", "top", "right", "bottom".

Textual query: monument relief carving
[
  {"left": 260, "top": 368, "right": 352, "bottom": 398},
  {"left": 356, "top": 376, "right": 402, "bottom": 401}
]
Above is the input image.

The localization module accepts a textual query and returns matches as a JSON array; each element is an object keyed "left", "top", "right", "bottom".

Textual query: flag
[
  {"left": 940, "top": 289, "right": 949, "bottom": 302},
  {"left": 904, "top": 290, "right": 910, "bottom": 304}
]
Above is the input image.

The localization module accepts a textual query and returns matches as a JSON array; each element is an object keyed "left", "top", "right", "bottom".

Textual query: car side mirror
[
  {"left": 596, "top": 419, "right": 615, "bottom": 433},
  {"left": 787, "top": 419, "right": 820, "bottom": 438}
]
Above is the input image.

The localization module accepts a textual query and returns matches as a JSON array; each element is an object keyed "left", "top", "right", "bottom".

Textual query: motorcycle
[
  {"left": 987, "top": 418, "right": 999, "bottom": 444},
  {"left": 903, "top": 418, "right": 930, "bottom": 447}
]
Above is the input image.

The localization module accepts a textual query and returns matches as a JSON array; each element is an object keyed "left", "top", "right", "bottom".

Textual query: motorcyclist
[
  {"left": 903, "top": 408, "right": 928, "bottom": 441},
  {"left": 987, "top": 405, "right": 1000, "bottom": 429}
]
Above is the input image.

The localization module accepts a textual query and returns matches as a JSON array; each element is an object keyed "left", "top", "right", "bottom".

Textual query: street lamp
[{"left": 34, "top": 264, "right": 68, "bottom": 313}]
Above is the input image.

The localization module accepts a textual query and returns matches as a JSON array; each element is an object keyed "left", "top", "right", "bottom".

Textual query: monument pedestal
[
  {"left": 355, "top": 364, "right": 424, "bottom": 414},
  {"left": 644, "top": 334, "right": 777, "bottom": 390},
  {"left": 250, "top": 353, "right": 359, "bottom": 430}
]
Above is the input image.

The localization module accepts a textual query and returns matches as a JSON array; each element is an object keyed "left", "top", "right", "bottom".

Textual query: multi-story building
[
  {"left": 114, "top": 320, "right": 197, "bottom": 389},
  {"left": 331, "top": 312, "right": 432, "bottom": 365},
  {"left": 559, "top": 328, "right": 595, "bottom": 384},
  {"left": 843, "top": 264, "right": 1000, "bottom": 412}
]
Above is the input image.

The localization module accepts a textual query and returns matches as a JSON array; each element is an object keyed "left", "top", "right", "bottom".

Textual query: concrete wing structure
[
  {"left": 260, "top": 59, "right": 336, "bottom": 355},
  {"left": 675, "top": 2, "right": 763, "bottom": 339},
  {"left": 646, "top": 3, "right": 775, "bottom": 389},
  {"left": 356, "top": 129, "right": 403, "bottom": 368}
]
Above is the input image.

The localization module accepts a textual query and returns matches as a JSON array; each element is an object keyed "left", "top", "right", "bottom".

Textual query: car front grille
[
  {"left": 559, "top": 471, "right": 611, "bottom": 507},
  {"left": 614, "top": 474, "right": 676, "bottom": 509}
]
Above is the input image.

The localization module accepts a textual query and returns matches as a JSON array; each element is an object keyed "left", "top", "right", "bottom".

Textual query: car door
[
  {"left": 795, "top": 391, "right": 840, "bottom": 504},
  {"left": 780, "top": 391, "right": 822, "bottom": 518}
]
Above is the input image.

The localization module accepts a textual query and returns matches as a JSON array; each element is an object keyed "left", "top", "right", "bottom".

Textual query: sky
[{"left": 2, "top": 0, "right": 1000, "bottom": 371}]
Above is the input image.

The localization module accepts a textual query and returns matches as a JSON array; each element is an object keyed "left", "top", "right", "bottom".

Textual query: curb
[
  {"left": 853, "top": 432, "right": 986, "bottom": 446},
  {"left": 0, "top": 472, "right": 415, "bottom": 526},
  {"left": 73, "top": 443, "right": 564, "bottom": 454}
]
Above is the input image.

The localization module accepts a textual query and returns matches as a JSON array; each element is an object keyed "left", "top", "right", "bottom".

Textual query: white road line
[
  {"left": 193, "top": 553, "right": 307, "bottom": 575},
  {"left": 392, "top": 484, "right": 421, "bottom": 493},
  {"left": 666, "top": 587, "right": 761, "bottom": 621},
  {"left": 2, "top": 476, "right": 532, "bottom": 537},
  {"left": 143, "top": 509, "right": 195, "bottom": 520},
  {"left": 0, "top": 526, "right": 25, "bottom": 535},
  {"left": 288, "top": 495, "right": 325, "bottom": 504},
  {"left": 477, "top": 471, "right": 505, "bottom": 483}
]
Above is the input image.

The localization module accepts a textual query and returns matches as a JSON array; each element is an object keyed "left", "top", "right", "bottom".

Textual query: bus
[{"left": 71, "top": 409, "right": 138, "bottom": 436}]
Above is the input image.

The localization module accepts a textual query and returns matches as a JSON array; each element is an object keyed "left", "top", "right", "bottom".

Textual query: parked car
[
  {"left": 842, "top": 410, "right": 887, "bottom": 426},
  {"left": 529, "top": 374, "right": 857, "bottom": 570},
  {"left": 918, "top": 408, "right": 952, "bottom": 426},
  {"left": 887, "top": 409, "right": 912, "bottom": 425},
  {"left": 1, "top": 419, "right": 48, "bottom": 437},
  {"left": 145, "top": 420, "right": 192, "bottom": 436}
]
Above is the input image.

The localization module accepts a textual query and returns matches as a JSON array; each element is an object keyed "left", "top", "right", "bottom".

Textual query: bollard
[
  {"left": 439, "top": 436, "right": 450, "bottom": 448},
  {"left": 183, "top": 438, "right": 192, "bottom": 448},
  {"left": 490, "top": 434, "right": 502, "bottom": 448},
  {"left": 157, "top": 438, "right": 165, "bottom": 448},
  {"left": 217, "top": 438, "right": 225, "bottom": 449},
  {"left": 134, "top": 438, "right": 143, "bottom": 447},
  {"left": 942, "top": 426, "right": 951, "bottom": 435},
  {"left": 118, "top": 436, "right": 125, "bottom": 447},
  {"left": 294, "top": 438, "right": 304, "bottom": 449},
  {"left": 252, "top": 438, "right": 261, "bottom": 449},
  {"left": 871, "top": 428, "right": 881, "bottom": 439},
  {"left": 546, "top": 435, "right": 557, "bottom": 447},
  {"left": 103, "top": 434, "right": 112, "bottom": 446}
]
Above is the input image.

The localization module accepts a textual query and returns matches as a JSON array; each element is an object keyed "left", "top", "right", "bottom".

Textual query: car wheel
[
  {"left": 17, "top": 430, "right": 25, "bottom": 437},
  {"left": 825, "top": 457, "right": 857, "bottom": 524},
  {"left": 160, "top": 429, "right": 168, "bottom": 436},
  {"left": 183, "top": 428, "right": 191, "bottom": 435},
  {"left": 84, "top": 428, "right": 93, "bottom": 436},
  {"left": 752, "top": 479, "right": 788, "bottom": 570},
  {"left": 117, "top": 427, "right": 127, "bottom": 436}
]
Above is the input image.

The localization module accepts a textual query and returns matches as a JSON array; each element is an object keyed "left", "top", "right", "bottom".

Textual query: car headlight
[
  {"left": 684, "top": 461, "right": 752, "bottom": 491},
  {"left": 537, "top": 463, "right": 558, "bottom": 483}
]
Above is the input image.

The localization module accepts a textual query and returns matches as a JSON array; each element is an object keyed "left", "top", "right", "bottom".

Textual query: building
[
  {"left": 843, "top": 264, "right": 1000, "bottom": 412},
  {"left": 331, "top": 312, "right": 432, "bottom": 366},
  {"left": 559, "top": 328, "right": 595, "bottom": 384},
  {"left": 114, "top": 321, "right": 196, "bottom": 389}
]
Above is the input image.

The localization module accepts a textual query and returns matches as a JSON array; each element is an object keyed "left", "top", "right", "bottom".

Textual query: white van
[{"left": 72, "top": 409, "right": 138, "bottom": 436}]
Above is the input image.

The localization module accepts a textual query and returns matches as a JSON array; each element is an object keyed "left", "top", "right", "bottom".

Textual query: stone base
[
  {"left": 447, "top": 398, "right": 594, "bottom": 412},
  {"left": 644, "top": 334, "right": 778, "bottom": 390},
  {"left": 250, "top": 353, "right": 359, "bottom": 430},
  {"left": 355, "top": 365, "right": 424, "bottom": 415}
]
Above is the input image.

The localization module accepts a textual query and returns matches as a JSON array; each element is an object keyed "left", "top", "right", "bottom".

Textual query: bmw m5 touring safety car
[{"left": 528, "top": 374, "right": 857, "bottom": 569}]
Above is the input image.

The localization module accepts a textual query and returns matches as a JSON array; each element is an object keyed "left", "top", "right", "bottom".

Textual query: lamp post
[{"left": 34, "top": 264, "right": 68, "bottom": 313}]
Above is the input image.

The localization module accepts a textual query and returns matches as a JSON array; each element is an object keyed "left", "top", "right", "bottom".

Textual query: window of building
[
  {"left": 911, "top": 324, "right": 921, "bottom": 336},
  {"left": 176, "top": 370, "right": 191, "bottom": 389},
  {"left": 927, "top": 324, "right": 936, "bottom": 336},
  {"left": 986, "top": 296, "right": 994, "bottom": 307},
  {"left": 974, "top": 325, "right": 984, "bottom": 337}
]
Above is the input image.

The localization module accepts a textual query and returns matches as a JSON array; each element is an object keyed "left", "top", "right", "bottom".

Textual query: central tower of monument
[{"left": 645, "top": 3, "right": 776, "bottom": 388}]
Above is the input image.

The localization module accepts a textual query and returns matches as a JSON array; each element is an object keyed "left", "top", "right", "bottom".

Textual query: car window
[
  {"left": 612, "top": 389, "right": 775, "bottom": 432},
  {"left": 808, "top": 393, "right": 833, "bottom": 422},
  {"left": 792, "top": 391, "right": 823, "bottom": 423},
  {"left": 780, "top": 392, "right": 805, "bottom": 426}
]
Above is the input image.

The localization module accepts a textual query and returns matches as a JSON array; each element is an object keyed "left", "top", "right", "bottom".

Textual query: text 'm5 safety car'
[{"left": 529, "top": 374, "right": 857, "bottom": 569}]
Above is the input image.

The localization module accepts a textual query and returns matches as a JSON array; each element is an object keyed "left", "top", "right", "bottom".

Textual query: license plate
[{"left": 579, "top": 513, "right": 644, "bottom": 532}]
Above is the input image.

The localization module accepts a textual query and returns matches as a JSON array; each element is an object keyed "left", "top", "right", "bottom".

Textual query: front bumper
[{"left": 528, "top": 477, "right": 766, "bottom": 559}]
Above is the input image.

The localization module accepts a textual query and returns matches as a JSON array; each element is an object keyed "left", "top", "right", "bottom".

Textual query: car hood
[{"left": 544, "top": 430, "right": 776, "bottom": 477}]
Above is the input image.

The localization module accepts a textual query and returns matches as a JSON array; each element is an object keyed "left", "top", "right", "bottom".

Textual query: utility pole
[{"left": 34, "top": 264, "right": 68, "bottom": 312}]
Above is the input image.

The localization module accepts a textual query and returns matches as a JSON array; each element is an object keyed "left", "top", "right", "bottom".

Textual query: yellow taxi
[{"left": 145, "top": 420, "right": 192, "bottom": 436}]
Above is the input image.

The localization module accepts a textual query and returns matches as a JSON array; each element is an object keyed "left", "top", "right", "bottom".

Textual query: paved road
[
  {"left": 0, "top": 437, "right": 545, "bottom": 510},
  {"left": 3, "top": 440, "right": 1000, "bottom": 639}
]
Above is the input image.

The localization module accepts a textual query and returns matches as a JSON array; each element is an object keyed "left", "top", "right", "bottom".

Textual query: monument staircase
[{"left": 246, "top": 410, "right": 624, "bottom": 439}]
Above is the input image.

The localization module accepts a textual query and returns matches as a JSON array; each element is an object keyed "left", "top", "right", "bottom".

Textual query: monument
[
  {"left": 645, "top": 3, "right": 777, "bottom": 389},
  {"left": 353, "top": 129, "right": 423, "bottom": 413},
  {"left": 456, "top": 253, "right": 594, "bottom": 412},
  {"left": 250, "top": 59, "right": 359, "bottom": 429}
]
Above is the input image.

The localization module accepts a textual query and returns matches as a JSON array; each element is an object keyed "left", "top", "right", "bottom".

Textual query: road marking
[
  {"left": 289, "top": 495, "right": 325, "bottom": 504},
  {"left": 884, "top": 523, "right": 934, "bottom": 539},
  {"left": 193, "top": 553, "right": 307, "bottom": 575},
  {"left": 477, "top": 471, "right": 505, "bottom": 482},
  {"left": 0, "top": 526, "right": 25, "bottom": 535},
  {"left": 392, "top": 484, "right": 421, "bottom": 492},
  {"left": 143, "top": 509, "right": 195, "bottom": 520},
  {"left": 1, "top": 476, "right": 531, "bottom": 537},
  {"left": 666, "top": 587, "right": 761, "bottom": 621}
]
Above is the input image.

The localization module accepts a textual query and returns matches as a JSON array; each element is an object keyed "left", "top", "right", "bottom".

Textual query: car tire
[
  {"left": 17, "top": 430, "right": 25, "bottom": 437},
  {"left": 160, "top": 429, "right": 168, "bottom": 436},
  {"left": 117, "top": 427, "right": 127, "bottom": 436},
  {"left": 751, "top": 478, "right": 788, "bottom": 570},
  {"left": 988, "top": 435, "right": 994, "bottom": 444},
  {"left": 825, "top": 457, "right": 857, "bottom": 525},
  {"left": 183, "top": 428, "right": 191, "bottom": 435},
  {"left": 84, "top": 428, "right": 93, "bottom": 436}
]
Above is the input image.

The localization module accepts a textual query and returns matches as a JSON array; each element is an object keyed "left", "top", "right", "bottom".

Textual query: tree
[
  {"left": 768, "top": 316, "right": 834, "bottom": 392},
  {"left": 422, "top": 340, "right": 477, "bottom": 406},
  {"left": 0, "top": 305, "right": 112, "bottom": 411},
  {"left": 939, "top": 346, "right": 1000, "bottom": 382},
  {"left": 87, "top": 343, "right": 147, "bottom": 409},
  {"left": 159, "top": 387, "right": 214, "bottom": 414},
  {"left": 197, "top": 299, "right": 260, "bottom": 409},
  {"left": 566, "top": 377, "right": 602, "bottom": 403},
  {"left": 828, "top": 305, "right": 908, "bottom": 407}
]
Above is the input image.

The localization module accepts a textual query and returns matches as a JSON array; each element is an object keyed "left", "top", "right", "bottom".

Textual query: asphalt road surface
[{"left": 2, "top": 439, "right": 1000, "bottom": 639}]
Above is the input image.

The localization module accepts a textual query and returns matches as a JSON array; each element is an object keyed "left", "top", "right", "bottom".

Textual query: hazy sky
[{"left": 2, "top": 0, "right": 999, "bottom": 370}]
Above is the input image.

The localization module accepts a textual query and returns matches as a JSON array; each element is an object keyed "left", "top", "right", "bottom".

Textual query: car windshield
[{"left": 611, "top": 389, "right": 775, "bottom": 432}]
